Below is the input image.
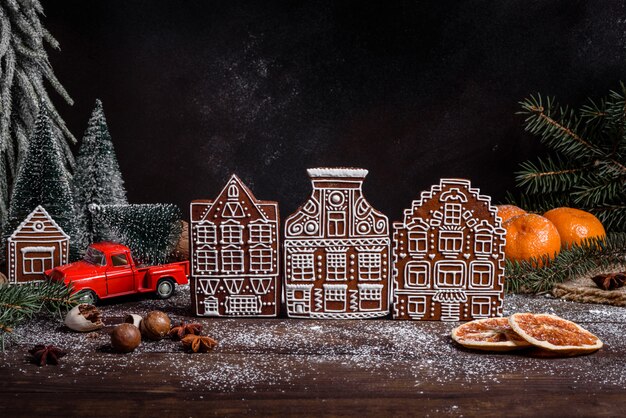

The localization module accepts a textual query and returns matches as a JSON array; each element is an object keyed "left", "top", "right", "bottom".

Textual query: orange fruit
[
  {"left": 509, "top": 313, "right": 603, "bottom": 356},
  {"left": 451, "top": 317, "right": 532, "bottom": 352},
  {"left": 543, "top": 207, "right": 606, "bottom": 248},
  {"left": 504, "top": 213, "right": 561, "bottom": 265},
  {"left": 496, "top": 204, "right": 527, "bottom": 224}
]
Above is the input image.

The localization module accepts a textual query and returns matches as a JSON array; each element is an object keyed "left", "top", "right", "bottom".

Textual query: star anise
[
  {"left": 168, "top": 321, "right": 203, "bottom": 340},
  {"left": 28, "top": 344, "right": 67, "bottom": 366},
  {"left": 591, "top": 272, "right": 626, "bottom": 291},
  {"left": 181, "top": 334, "right": 218, "bottom": 353}
]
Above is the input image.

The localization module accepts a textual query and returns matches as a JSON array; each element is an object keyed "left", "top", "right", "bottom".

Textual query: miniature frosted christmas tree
[
  {"left": 0, "top": 0, "right": 75, "bottom": 232},
  {"left": 71, "top": 100, "right": 127, "bottom": 254},
  {"left": 3, "top": 104, "right": 76, "bottom": 257},
  {"left": 90, "top": 203, "right": 182, "bottom": 265}
]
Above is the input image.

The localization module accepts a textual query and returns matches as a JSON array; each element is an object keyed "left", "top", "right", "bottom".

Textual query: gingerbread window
[
  {"left": 408, "top": 230, "right": 428, "bottom": 253},
  {"left": 471, "top": 296, "right": 492, "bottom": 317},
  {"left": 195, "top": 223, "right": 217, "bottom": 244},
  {"left": 221, "top": 223, "right": 243, "bottom": 245},
  {"left": 248, "top": 223, "right": 272, "bottom": 244},
  {"left": 197, "top": 249, "right": 218, "bottom": 272},
  {"left": 250, "top": 247, "right": 273, "bottom": 272},
  {"left": 444, "top": 203, "right": 462, "bottom": 225},
  {"left": 327, "top": 211, "right": 346, "bottom": 237},
  {"left": 470, "top": 261, "right": 494, "bottom": 288},
  {"left": 439, "top": 230, "right": 463, "bottom": 253},
  {"left": 22, "top": 247, "right": 54, "bottom": 274},
  {"left": 358, "top": 252, "right": 381, "bottom": 280},
  {"left": 435, "top": 261, "right": 465, "bottom": 287},
  {"left": 326, "top": 252, "right": 347, "bottom": 280},
  {"left": 221, "top": 249, "right": 244, "bottom": 273},
  {"left": 406, "top": 262, "right": 430, "bottom": 289},
  {"left": 474, "top": 232, "right": 493, "bottom": 254},
  {"left": 407, "top": 296, "right": 428, "bottom": 316},
  {"left": 291, "top": 253, "right": 315, "bottom": 281}
]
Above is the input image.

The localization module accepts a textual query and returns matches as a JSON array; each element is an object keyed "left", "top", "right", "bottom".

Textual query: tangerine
[
  {"left": 543, "top": 207, "right": 606, "bottom": 249},
  {"left": 508, "top": 313, "right": 603, "bottom": 355},
  {"left": 504, "top": 213, "right": 561, "bottom": 265},
  {"left": 495, "top": 204, "right": 527, "bottom": 224},
  {"left": 451, "top": 317, "right": 532, "bottom": 352}
]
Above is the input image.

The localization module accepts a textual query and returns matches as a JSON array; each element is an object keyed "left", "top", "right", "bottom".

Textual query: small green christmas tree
[
  {"left": 3, "top": 104, "right": 76, "bottom": 257},
  {"left": 510, "top": 84, "right": 626, "bottom": 231},
  {"left": 90, "top": 203, "right": 182, "bottom": 265},
  {"left": 72, "top": 100, "right": 127, "bottom": 255}
]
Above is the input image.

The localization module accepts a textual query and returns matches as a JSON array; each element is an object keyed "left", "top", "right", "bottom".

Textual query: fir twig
[
  {"left": 0, "top": 281, "right": 78, "bottom": 350},
  {"left": 511, "top": 86, "right": 626, "bottom": 232},
  {"left": 504, "top": 233, "right": 626, "bottom": 294}
]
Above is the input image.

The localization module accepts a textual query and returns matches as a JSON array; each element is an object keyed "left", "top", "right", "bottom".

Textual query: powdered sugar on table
[{"left": 2, "top": 286, "right": 625, "bottom": 393}]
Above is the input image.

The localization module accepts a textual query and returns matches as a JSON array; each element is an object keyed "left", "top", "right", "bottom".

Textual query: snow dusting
[{"left": 1, "top": 286, "right": 625, "bottom": 394}]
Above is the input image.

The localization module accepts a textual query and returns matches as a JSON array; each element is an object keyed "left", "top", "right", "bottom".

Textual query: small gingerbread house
[
  {"left": 7, "top": 206, "right": 70, "bottom": 284},
  {"left": 284, "top": 168, "right": 391, "bottom": 319},
  {"left": 392, "top": 179, "right": 506, "bottom": 321},
  {"left": 189, "top": 175, "right": 280, "bottom": 317}
]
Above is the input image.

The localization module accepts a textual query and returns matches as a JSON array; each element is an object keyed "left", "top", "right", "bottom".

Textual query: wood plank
[{"left": 1, "top": 290, "right": 625, "bottom": 416}]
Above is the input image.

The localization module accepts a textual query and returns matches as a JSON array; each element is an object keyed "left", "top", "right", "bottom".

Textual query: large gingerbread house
[
  {"left": 392, "top": 179, "right": 506, "bottom": 321},
  {"left": 7, "top": 205, "right": 70, "bottom": 284},
  {"left": 189, "top": 175, "right": 280, "bottom": 317},
  {"left": 283, "top": 168, "right": 391, "bottom": 319}
]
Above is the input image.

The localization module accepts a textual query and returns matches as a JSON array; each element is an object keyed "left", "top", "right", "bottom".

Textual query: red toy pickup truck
[{"left": 45, "top": 242, "right": 189, "bottom": 304}]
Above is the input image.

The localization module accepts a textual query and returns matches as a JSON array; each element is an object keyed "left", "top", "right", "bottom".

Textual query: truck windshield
[{"left": 84, "top": 247, "right": 106, "bottom": 266}]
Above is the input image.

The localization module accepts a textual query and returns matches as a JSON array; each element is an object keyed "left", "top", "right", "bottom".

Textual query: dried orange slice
[
  {"left": 451, "top": 317, "right": 532, "bottom": 352},
  {"left": 509, "top": 313, "right": 603, "bottom": 355}
]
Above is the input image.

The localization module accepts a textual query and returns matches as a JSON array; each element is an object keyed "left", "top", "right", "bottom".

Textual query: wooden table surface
[{"left": 1, "top": 288, "right": 625, "bottom": 417}]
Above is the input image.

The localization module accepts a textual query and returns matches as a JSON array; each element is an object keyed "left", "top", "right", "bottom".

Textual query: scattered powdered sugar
[{"left": 1, "top": 287, "right": 625, "bottom": 393}]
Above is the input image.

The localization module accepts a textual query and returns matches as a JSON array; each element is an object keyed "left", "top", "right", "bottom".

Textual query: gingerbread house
[
  {"left": 189, "top": 175, "right": 280, "bottom": 317},
  {"left": 284, "top": 168, "right": 391, "bottom": 319},
  {"left": 392, "top": 179, "right": 506, "bottom": 321},
  {"left": 7, "top": 205, "right": 70, "bottom": 284}
]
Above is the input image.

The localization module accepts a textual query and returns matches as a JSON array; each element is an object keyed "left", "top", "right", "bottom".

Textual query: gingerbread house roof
[
  {"left": 9, "top": 205, "right": 69, "bottom": 241},
  {"left": 196, "top": 174, "right": 271, "bottom": 223},
  {"left": 402, "top": 178, "right": 501, "bottom": 227}
]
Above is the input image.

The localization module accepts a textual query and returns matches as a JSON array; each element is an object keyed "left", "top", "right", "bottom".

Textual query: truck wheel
[
  {"left": 77, "top": 290, "right": 98, "bottom": 305},
  {"left": 156, "top": 278, "right": 175, "bottom": 299}
]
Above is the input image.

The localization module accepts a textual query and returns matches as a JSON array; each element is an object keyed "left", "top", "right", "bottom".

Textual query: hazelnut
[
  {"left": 139, "top": 311, "right": 171, "bottom": 341},
  {"left": 65, "top": 304, "right": 104, "bottom": 332},
  {"left": 111, "top": 323, "right": 141, "bottom": 353}
]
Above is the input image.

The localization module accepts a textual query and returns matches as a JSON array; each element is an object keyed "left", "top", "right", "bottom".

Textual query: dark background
[{"left": 42, "top": 0, "right": 626, "bottom": 221}]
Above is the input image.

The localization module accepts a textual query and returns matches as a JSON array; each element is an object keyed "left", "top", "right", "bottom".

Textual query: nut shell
[
  {"left": 140, "top": 311, "right": 171, "bottom": 341},
  {"left": 64, "top": 304, "right": 104, "bottom": 332},
  {"left": 124, "top": 314, "right": 143, "bottom": 328},
  {"left": 111, "top": 323, "right": 141, "bottom": 353}
]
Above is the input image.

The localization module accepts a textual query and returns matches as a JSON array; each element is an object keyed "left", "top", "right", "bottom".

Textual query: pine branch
[
  {"left": 519, "top": 95, "right": 600, "bottom": 160},
  {"left": 514, "top": 86, "right": 626, "bottom": 232},
  {"left": 572, "top": 175, "right": 625, "bottom": 207},
  {"left": 515, "top": 156, "right": 587, "bottom": 194},
  {"left": 0, "top": 281, "right": 78, "bottom": 350},
  {"left": 505, "top": 233, "right": 626, "bottom": 294},
  {"left": 592, "top": 205, "right": 626, "bottom": 232}
]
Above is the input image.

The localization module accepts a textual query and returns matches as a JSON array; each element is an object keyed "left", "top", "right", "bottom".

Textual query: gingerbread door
[
  {"left": 284, "top": 168, "right": 391, "bottom": 319},
  {"left": 392, "top": 179, "right": 506, "bottom": 321},
  {"left": 189, "top": 175, "right": 280, "bottom": 317}
]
